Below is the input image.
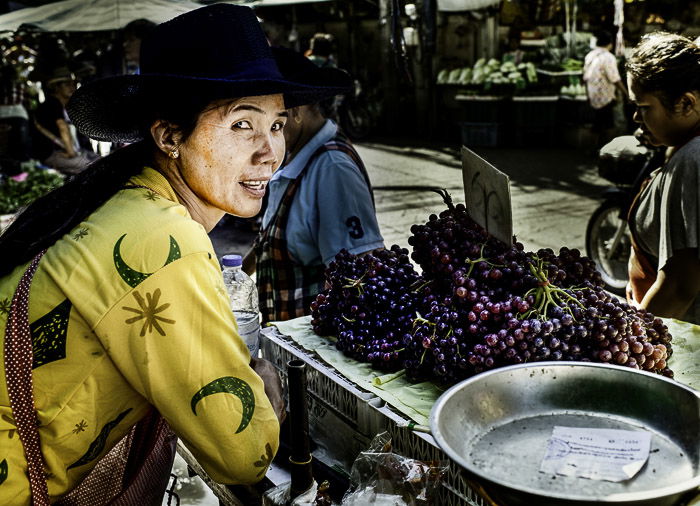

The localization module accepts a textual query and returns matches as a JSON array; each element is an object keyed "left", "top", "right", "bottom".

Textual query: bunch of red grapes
[{"left": 310, "top": 191, "right": 673, "bottom": 384}]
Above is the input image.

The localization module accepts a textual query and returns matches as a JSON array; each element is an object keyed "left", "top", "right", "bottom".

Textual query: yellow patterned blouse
[{"left": 0, "top": 167, "right": 279, "bottom": 503}]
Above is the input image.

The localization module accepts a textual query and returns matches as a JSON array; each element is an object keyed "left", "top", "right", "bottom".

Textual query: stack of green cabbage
[{"left": 437, "top": 58, "right": 538, "bottom": 93}]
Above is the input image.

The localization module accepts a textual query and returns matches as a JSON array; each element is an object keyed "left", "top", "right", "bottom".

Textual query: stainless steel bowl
[{"left": 430, "top": 362, "right": 700, "bottom": 506}]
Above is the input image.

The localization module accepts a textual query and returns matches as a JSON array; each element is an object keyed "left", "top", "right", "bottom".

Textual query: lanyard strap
[{"left": 4, "top": 250, "right": 50, "bottom": 505}]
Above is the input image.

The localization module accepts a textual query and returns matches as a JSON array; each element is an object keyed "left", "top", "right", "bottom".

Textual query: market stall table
[
  {"left": 259, "top": 316, "right": 700, "bottom": 506},
  {"left": 177, "top": 317, "right": 699, "bottom": 505}
]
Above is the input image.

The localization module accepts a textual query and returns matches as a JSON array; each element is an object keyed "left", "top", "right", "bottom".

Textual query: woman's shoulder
[{"left": 93, "top": 184, "right": 211, "bottom": 255}]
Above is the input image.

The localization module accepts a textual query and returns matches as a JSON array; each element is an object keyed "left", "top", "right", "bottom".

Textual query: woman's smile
[{"left": 239, "top": 179, "right": 269, "bottom": 197}]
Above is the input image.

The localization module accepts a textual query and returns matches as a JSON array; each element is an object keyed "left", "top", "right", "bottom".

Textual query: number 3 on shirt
[{"left": 346, "top": 216, "right": 364, "bottom": 239}]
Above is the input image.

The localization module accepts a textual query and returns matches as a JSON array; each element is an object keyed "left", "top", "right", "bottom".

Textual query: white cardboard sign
[{"left": 461, "top": 147, "right": 513, "bottom": 245}]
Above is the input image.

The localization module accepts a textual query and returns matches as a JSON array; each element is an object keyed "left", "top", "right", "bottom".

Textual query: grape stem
[
  {"left": 342, "top": 261, "right": 377, "bottom": 292},
  {"left": 522, "top": 256, "right": 586, "bottom": 320},
  {"left": 411, "top": 279, "right": 433, "bottom": 293},
  {"left": 431, "top": 188, "right": 455, "bottom": 211},
  {"left": 465, "top": 242, "right": 504, "bottom": 278}
]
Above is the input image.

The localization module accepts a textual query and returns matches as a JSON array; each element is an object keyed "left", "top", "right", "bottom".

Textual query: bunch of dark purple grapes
[
  {"left": 310, "top": 246, "right": 422, "bottom": 371},
  {"left": 312, "top": 189, "right": 674, "bottom": 383},
  {"left": 402, "top": 280, "right": 672, "bottom": 384}
]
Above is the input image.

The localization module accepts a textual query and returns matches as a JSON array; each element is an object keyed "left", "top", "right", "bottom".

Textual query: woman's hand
[{"left": 250, "top": 357, "right": 286, "bottom": 424}]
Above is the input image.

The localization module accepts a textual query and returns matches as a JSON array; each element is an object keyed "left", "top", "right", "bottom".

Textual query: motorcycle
[
  {"left": 337, "top": 78, "right": 383, "bottom": 141},
  {"left": 585, "top": 135, "right": 665, "bottom": 295}
]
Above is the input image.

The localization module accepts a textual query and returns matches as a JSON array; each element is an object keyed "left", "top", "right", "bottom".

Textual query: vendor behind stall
[
  {"left": 0, "top": 5, "right": 338, "bottom": 504},
  {"left": 250, "top": 47, "right": 384, "bottom": 323},
  {"left": 626, "top": 32, "right": 700, "bottom": 323}
]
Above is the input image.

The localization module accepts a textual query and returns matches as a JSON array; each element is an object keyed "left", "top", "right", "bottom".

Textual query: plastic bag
[
  {"left": 262, "top": 480, "right": 318, "bottom": 505},
  {"left": 341, "top": 433, "right": 448, "bottom": 506}
]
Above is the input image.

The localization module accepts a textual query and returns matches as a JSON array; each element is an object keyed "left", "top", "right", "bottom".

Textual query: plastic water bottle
[{"left": 221, "top": 254, "right": 260, "bottom": 357}]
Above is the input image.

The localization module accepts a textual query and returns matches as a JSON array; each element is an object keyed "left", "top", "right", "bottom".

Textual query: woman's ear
[{"left": 150, "top": 119, "right": 182, "bottom": 158}]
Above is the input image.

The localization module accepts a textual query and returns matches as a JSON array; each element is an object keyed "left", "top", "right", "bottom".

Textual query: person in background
[
  {"left": 304, "top": 32, "right": 336, "bottom": 68},
  {"left": 0, "top": 59, "right": 31, "bottom": 175},
  {"left": 583, "top": 30, "right": 628, "bottom": 148},
  {"left": 626, "top": 32, "right": 700, "bottom": 324},
  {"left": 122, "top": 18, "right": 156, "bottom": 75},
  {"left": 502, "top": 26, "right": 524, "bottom": 65},
  {"left": 31, "top": 66, "right": 98, "bottom": 174},
  {"left": 0, "top": 5, "right": 338, "bottom": 503},
  {"left": 250, "top": 47, "right": 384, "bottom": 323}
]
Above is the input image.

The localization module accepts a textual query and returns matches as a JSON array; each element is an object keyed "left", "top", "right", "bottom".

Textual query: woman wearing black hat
[
  {"left": 253, "top": 47, "right": 384, "bottom": 323},
  {"left": 0, "top": 5, "right": 337, "bottom": 504}
]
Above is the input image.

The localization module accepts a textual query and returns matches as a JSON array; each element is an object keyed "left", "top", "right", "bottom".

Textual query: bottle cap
[{"left": 222, "top": 254, "right": 243, "bottom": 267}]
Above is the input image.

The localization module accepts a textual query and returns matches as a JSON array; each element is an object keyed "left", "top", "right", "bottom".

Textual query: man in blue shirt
[{"left": 253, "top": 47, "right": 384, "bottom": 322}]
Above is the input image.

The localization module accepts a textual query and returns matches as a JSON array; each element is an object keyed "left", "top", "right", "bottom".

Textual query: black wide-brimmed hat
[
  {"left": 271, "top": 46, "right": 353, "bottom": 108},
  {"left": 67, "top": 4, "right": 345, "bottom": 142}
]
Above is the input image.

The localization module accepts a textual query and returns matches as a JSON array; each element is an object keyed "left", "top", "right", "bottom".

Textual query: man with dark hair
[
  {"left": 305, "top": 33, "right": 335, "bottom": 68},
  {"left": 122, "top": 18, "right": 156, "bottom": 74},
  {"left": 583, "top": 30, "right": 628, "bottom": 147},
  {"left": 251, "top": 47, "right": 383, "bottom": 323}
]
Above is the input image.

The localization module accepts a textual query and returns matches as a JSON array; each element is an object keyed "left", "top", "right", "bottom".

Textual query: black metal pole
[{"left": 287, "top": 359, "right": 313, "bottom": 498}]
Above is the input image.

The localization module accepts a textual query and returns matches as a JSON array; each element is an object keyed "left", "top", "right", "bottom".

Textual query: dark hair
[
  {"left": 309, "top": 33, "right": 333, "bottom": 58},
  {"left": 0, "top": 85, "right": 239, "bottom": 277},
  {"left": 123, "top": 18, "right": 157, "bottom": 41},
  {"left": 594, "top": 31, "right": 613, "bottom": 47},
  {"left": 626, "top": 32, "right": 700, "bottom": 110}
]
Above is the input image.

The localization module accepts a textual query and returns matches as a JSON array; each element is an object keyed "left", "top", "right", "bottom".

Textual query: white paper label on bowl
[{"left": 539, "top": 426, "right": 651, "bottom": 482}]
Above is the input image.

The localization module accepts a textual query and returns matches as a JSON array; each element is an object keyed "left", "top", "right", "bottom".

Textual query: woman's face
[
  {"left": 628, "top": 76, "right": 694, "bottom": 147},
  {"left": 178, "top": 94, "right": 287, "bottom": 218}
]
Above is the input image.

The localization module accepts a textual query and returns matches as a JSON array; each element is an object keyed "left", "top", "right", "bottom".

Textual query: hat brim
[
  {"left": 270, "top": 46, "right": 354, "bottom": 109},
  {"left": 67, "top": 73, "right": 350, "bottom": 142}
]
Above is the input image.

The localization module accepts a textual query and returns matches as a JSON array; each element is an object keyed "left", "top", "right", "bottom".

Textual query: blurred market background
[
  {"left": 0, "top": 0, "right": 697, "bottom": 504},
  {"left": 0, "top": 0, "right": 693, "bottom": 247}
]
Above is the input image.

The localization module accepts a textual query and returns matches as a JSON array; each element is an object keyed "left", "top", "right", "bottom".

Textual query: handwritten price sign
[{"left": 461, "top": 147, "right": 513, "bottom": 245}]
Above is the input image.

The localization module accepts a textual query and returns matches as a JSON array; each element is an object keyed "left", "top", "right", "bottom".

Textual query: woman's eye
[
  {"left": 233, "top": 120, "right": 252, "bottom": 130},
  {"left": 271, "top": 122, "right": 285, "bottom": 132}
]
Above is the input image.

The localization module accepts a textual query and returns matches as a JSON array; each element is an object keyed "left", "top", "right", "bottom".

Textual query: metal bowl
[{"left": 430, "top": 362, "right": 700, "bottom": 506}]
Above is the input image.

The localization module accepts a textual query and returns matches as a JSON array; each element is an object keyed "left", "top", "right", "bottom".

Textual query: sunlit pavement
[{"left": 357, "top": 139, "right": 607, "bottom": 255}]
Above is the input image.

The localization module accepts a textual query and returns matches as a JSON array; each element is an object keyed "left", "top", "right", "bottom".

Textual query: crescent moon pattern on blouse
[
  {"left": 113, "top": 234, "right": 181, "bottom": 288},
  {"left": 190, "top": 377, "right": 255, "bottom": 434}
]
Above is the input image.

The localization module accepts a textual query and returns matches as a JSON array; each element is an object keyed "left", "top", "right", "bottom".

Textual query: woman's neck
[{"left": 153, "top": 153, "right": 224, "bottom": 232}]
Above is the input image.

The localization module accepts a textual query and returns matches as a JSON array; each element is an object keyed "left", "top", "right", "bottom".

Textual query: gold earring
[
  {"left": 169, "top": 149, "right": 179, "bottom": 159},
  {"left": 294, "top": 115, "right": 302, "bottom": 125}
]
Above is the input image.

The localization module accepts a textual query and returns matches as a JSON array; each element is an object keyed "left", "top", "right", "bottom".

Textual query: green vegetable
[{"left": 0, "top": 167, "right": 64, "bottom": 215}]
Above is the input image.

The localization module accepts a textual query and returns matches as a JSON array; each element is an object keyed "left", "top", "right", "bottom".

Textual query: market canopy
[
  {"left": 0, "top": 0, "right": 331, "bottom": 32},
  {"left": 437, "top": 0, "right": 501, "bottom": 11}
]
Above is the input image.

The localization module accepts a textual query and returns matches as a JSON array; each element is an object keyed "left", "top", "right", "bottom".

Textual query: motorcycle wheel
[
  {"left": 585, "top": 199, "right": 631, "bottom": 295},
  {"left": 339, "top": 102, "right": 372, "bottom": 141}
]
